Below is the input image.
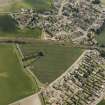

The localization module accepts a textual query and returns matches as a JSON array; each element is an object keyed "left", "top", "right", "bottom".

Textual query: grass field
[
  {"left": 96, "top": 28, "right": 105, "bottom": 45},
  {"left": 101, "top": 0, "right": 105, "bottom": 4},
  {"left": 0, "top": 0, "right": 52, "bottom": 12},
  {"left": 20, "top": 43, "right": 83, "bottom": 83},
  {"left": 97, "top": 100, "right": 105, "bottom": 105},
  {"left": 0, "top": 15, "right": 41, "bottom": 38},
  {"left": 23, "top": 0, "right": 52, "bottom": 11},
  {"left": 0, "top": 44, "right": 37, "bottom": 105}
]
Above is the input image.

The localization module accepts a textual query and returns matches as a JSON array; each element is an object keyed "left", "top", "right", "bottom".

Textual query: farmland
[
  {"left": 0, "top": 44, "right": 37, "bottom": 105},
  {"left": 0, "top": 15, "right": 41, "bottom": 38},
  {"left": 20, "top": 43, "right": 83, "bottom": 83}
]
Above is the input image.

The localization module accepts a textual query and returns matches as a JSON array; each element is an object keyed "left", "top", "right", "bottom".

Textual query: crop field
[
  {"left": 0, "top": 0, "right": 52, "bottom": 12},
  {"left": 97, "top": 100, "right": 105, "bottom": 105},
  {"left": 20, "top": 43, "right": 83, "bottom": 83},
  {"left": 0, "top": 15, "right": 41, "bottom": 38},
  {"left": 0, "top": 44, "right": 37, "bottom": 105}
]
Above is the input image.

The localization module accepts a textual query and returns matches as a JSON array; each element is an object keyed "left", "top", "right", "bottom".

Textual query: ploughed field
[
  {"left": 0, "top": 15, "right": 41, "bottom": 38},
  {"left": 20, "top": 43, "right": 83, "bottom": 83},
  {"left": 0, "top": 44, "right": 37, "bottom": 105}
]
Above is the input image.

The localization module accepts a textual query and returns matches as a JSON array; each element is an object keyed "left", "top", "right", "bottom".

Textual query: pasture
[
  {"left": 0, "top": 44, "right": 37, "bottom": 105},
  {"left": 20, "top": 43, "right": 83, "bottom": 83}
]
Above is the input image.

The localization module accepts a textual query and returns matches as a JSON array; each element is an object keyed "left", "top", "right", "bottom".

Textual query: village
[
  {"left": 6, "top": 0, "right": 105, "bottom": 105},
  {"left": 10, "top": 0, "right": 105, "bottom": 45}
]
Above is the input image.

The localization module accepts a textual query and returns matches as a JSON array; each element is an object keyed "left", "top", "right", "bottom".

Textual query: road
[
  {"left": 58, "top": 0, "right": 67, "bottom": 16},
  {"left": 49, "top": 50, "right": 88, "bottom": 86}
]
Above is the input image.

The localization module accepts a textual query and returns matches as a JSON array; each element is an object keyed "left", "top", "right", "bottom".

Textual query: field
[
  {"left": 0, "top": 0, "right": 52, "bottom": 38},
  {"left": 96, "top": 28, "right": 105, "bottom": 45},
  {"left": 0, "top": 0, "right": 52, "bottom": 12},
  {"left": 0, "top": 44, "right": 37, "bottom": 105},
  {"left": 0, "top": 15, "right": 41, "bottom": 38},
  {"left": 101, "top": 0, "right": 105, "bottom": 4},
  {"left": 20, "top": 43, "right": 83, "bottom": 83},
  {"left": 97, "top": 100, "right": 105, "bottom": 105}
]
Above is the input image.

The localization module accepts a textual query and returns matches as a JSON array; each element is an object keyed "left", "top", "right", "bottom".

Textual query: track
[{"left": 0, "top": 37, "right": 104, "bottom": 52}]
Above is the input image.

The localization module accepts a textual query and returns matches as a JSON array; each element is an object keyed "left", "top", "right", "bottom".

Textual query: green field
[
  {"left": 97, "top": 100, "right": 105, "bottom": 105},
  {"left": 0, "top": 44, "right": 37, "bottom": 105},
  {"left": 0, "top": 0, "right": 52, "bottom": 12},
  {"left": 24, "top": 0, "right": 52, "bottom": 11},
  {"left": 20, "top": 43, "right": 83, "bottom": 83},
  {"left": 96, "top": 28, "right": 105, "bottom": 45},
  {"left": 101, "top": 0, "right": 105, "bottom": 4},
  {"left": 0, "top": 15, "right": 41, "bottom": 38}
]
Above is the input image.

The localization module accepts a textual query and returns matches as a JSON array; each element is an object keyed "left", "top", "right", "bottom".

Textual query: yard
[
  {"left": 0, "top": 44, "right": 37, "bottom": 105},
  {"left": 20, "top": 43, "right": 84, "bottom": 83}
]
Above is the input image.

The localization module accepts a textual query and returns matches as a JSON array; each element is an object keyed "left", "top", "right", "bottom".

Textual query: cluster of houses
[
  {"left": 10, "top": 0, "right": 105, "bottom": 44},
  {"left": 44, "top": 0, "right": 105, "bottom": 43},
  {"left": 41, "top": 50, "right": 105, "bottom": 105},
  {"left": 10, "top": 8, "right": 42, "bottom": 29}
]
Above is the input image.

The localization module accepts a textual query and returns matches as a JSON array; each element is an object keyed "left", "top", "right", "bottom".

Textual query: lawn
[
  {"left": 97, "top": 100, "right": 105, "bottom": 105},
  {"left": 0, "top": 44, "right": 37, "bottom": 105},
  {"left": 20, "top": 43, "right": 83, "bottom": 83},
  {"left": 0, "top": 15, "right": 41, "bottom": 38}
]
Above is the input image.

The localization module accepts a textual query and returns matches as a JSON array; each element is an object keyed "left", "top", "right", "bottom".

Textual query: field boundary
[{"left": 14, "top": 44, "right": 44, "bottom": 105}]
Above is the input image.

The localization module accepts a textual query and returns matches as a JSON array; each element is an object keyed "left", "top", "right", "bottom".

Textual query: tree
[{"left": 92, "top": 0, "right": 101, "bottom": 4}]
